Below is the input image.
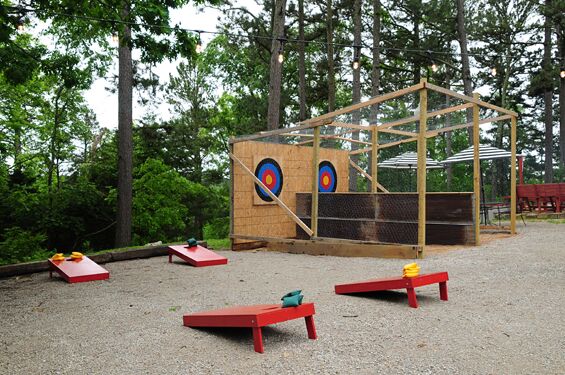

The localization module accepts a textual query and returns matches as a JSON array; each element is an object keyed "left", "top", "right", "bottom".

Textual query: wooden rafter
[
  {"left": 301, "top": 82, "right": 424, "bottom": 125},
  {"left": 425, "top": 82, "right": 519, "bottom": 117},
  {"left": 349, "top": 114, "right": 513, "bottom": 155}
]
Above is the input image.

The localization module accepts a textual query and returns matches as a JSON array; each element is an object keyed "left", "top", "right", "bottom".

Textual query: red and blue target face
[
  {"left": 319, "top": 161, "right": 337, "bottom": 192},
  {"left": 254, "top": 158, "right": 283, "bottom": 202}
]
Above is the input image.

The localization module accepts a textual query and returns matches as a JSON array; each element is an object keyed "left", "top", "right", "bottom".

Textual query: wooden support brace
[
  {"left": 229, "top": 152, "right": 314, "bottom": 236},
  {"left": 349, "top": 159, "right": 389, "bottom": 192}
]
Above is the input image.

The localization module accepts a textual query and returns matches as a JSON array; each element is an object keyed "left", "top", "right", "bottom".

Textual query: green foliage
[
  {"left": 0, "top": 227, "right": 48, "bottom": 265},
  {"left": 205, "top": 238, "right": 230, "bottom": 250},
  {"left": 129, "top": 158, "right": 191, "bottom": 245}
]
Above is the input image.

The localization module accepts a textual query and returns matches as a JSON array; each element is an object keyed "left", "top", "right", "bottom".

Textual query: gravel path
[{"left": 1, "top": 222, "right": 564, "bottom": 375}]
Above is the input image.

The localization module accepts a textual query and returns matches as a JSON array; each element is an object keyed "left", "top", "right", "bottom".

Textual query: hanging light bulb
[
  {"left": 195, "top": 32, "right": 203, "bottom": 53},
  {"left": 112, "top": 32, "right": 119, "bottom": 43},
  {"left": 277, "top": 37, "right": 286, "bottom": 63},
  {"left": 561, "top": 69, "right": 565, "bottom": 79},
  {"left": 352, "top": 58, "right": 360, "bottom": 70},
  {"left": 431, "top": 63, "right": 438, "bottom": 72},
  {"left": 352, "top": 45, "right": 361, "bottom": 70},
  {"left": 491, "top": 67, "right": 497, "bottom": 77},
  {"left": 16, "top": 17, "right": 25, "bottom": 32}
]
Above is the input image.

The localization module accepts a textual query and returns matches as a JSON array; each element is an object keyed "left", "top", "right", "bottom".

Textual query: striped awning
[
  {"left": 442, "top": 145, "right": 513, "bottom": 164},
  {"left": 378, "top": 151, "right": 443, "bottom": 169}
]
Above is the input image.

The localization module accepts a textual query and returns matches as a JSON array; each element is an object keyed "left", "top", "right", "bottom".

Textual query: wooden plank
[
  {"left": 329, "top": 121, "right": 371, "bottom": 131},
  {"left": 229, "top": 122, "right": 320, "bottom": 144},
  {"left": 371, "top": 125, "right": 379, "bottom": 193},
  {"left": 301, "top": 82, "right": 425, "bottom": 125},
  {"left": 425, "top": 82, "right": 519, "bottom": 117},
  {"left": 231, "top": 234, "right": 422, "bottom": 259},
  {"left": 231, "top": 241, "right": 268, "bottom": 251},
  {"left": 332, "top": 136, "right": 371, "bottom": 145},
  {"left": 417, "top": 80, "right": 428, "bottom": 248},
  {"left": 377, "top": 115, "right": 418, "bottom": 129},
  {"left": 311, "top": 126, "right": 320, "bottom": 237},
  {"left": 378, "top": 128, "right": 416, "bottom": 137},
  {"left": 265, "top": 238, "right": 421, "bottom": 259},
  {"left": 349, "top": 160, "right": 389, "bottom": 192},
  {"left": 510, "top": 116, "right": 517, "bottom": 234},
  {"left": 428, "top": 102, "right": 474, "bottom": 118},
  {"left": 229, "top": 152, "right": 314, "bottom": 236},
  {"left": 473, "top": 93, "right": 481, "bottom": 246}
]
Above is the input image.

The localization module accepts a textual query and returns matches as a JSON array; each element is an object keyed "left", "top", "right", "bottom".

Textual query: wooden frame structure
[{"left": 229, "top": 79, "right": 518, "bottom": 258}]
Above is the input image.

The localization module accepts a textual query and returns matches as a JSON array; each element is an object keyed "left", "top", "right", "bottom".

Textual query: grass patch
[{"left": 206, "top": 238, "right": 230, "bottom": 250}]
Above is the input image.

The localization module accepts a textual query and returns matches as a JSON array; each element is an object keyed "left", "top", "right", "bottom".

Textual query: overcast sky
[{"left": 85, "top": 2, "right": 261, "bottom": 130}]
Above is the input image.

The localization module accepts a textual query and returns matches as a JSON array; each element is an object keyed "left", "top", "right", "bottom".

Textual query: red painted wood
[
  {"left": 334, "top": 272, "right": 449, "bottom": 308},
  {"left": 406, "top": 288, "right": 418, "bottom": 308},
  {"left": 439, "top": 281, "right": 448, "bottom": 301},
  {"left": 48, "top": 256, "right": 109, "bottom": 283},
  {"left": 183, "top": 303, "right": 317, "bottom": 353},
  {"left": 252, "top": 327, "right": 264, "bottom": 353},
  {"left": 305, "top": 315, "right": 317, "bottom": 339},
  {"left": 517, "top": 184, "right": 538, "bottom": 212},
  {"left": 168, "top": 245, "right": 228, "bottom": 267}
]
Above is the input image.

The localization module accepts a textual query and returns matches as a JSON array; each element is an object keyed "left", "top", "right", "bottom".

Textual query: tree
[
  {"left": 298, "top": 0, "right": 308, "bottom": 121},
  {"left": 327, "top": 0, "right": 336, "bottom": 113},
  {"left": 543, "top": 0, "right": 554, "bottom": 182},
  {"left": 35, "top": 0, "right": 221, "bottom": 247},
  {"left": 456, "top": 0, "right": 474, "bottom": 143},
  {"left": 266, "top": 0, "right": 287, "bottom": 130},
  {"left": 349, "top": 0, "right": 362, "bottom": 192}
]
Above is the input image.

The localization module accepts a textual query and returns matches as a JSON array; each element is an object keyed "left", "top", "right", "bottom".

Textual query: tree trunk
[
  {"left": 349, "top": 0, "right": 362, "bottom": 192},
  {"left": 557, "top": 22, "right": 565, "bottom": 174},
  {"left": 543, "top": 0, "right": 553, "bottom": 183},
  {"left": 455, "top": 0, "right": 474, "bottom": 143},
  {"left": 115, "top": 2, "right": 134, "bottom": 247},
  {"left": 327, "top": 0, "right": 335, "bottom": 113},
  {"left": 445, "top": 73, "right": 453, "bottom": 190},
  {"left": 412, "top": 1, "right": 421, "bottom": 85},
  {"left": 298, "top": 0, "right": 307, "bottom": 121},
  {"left": 368, "top": 0, "right": 381, "bottom": 186},
  {"left": 266, "top": 0, "right": 287, "bottom": 130}
]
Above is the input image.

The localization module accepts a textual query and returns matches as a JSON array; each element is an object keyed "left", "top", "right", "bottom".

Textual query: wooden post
[
  {"left": 229, "top": 143, "right": 234, "bottom": 250},
  {"left": 311, "top": 126, "right": 321, "bottom": 237},
  {"left": 472, "top": 93, "right": 481, "bottom": 245},
  {"left": 510, "top": 116, "right": 517, "bottom": 234},
  {"left": 371, "top": 125, "right": 378, "bottom": 193},
  {"left": 417, "top": 79, "right": 427, "bottom": 249}
]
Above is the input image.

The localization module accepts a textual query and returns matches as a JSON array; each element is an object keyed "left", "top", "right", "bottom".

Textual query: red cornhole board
[
  {"left": 183, "top": 303, "right": 317, "bottom": 353},
  {"left": 335, "top": 272, "right": 448, "bottom": 308},
  {"left": 48, "top": 256, "right": 109, "bottom": 283},
  {"left": 167, "top": 245, "right": 228, "bottom": 267}
]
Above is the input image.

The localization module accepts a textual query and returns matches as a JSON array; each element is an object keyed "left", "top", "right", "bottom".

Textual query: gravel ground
[{"left": 1, "top": 222, "right": 564, "bottom": 375}]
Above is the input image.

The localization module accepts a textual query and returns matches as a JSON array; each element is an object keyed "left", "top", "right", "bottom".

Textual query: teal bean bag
[{"left": 281, "top": 290, "right": 303, "bottom": 307}]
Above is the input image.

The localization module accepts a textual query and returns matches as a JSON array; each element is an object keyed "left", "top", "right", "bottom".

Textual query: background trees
[{"left": 0, "top": 0, "right": 564, "bottom": 264}]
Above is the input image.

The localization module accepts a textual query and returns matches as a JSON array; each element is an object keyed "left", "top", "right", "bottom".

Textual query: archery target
[
  {"left": 319, "top": 161, "right": 337, "bottom": 192},
  {"left": 254, "top": 158, "right": 283, "bottom": 202}
]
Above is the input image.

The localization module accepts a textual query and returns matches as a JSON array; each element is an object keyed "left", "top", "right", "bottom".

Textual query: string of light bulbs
[{"left": 4, "top": 4, "right": 565, "bottom": 78}]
